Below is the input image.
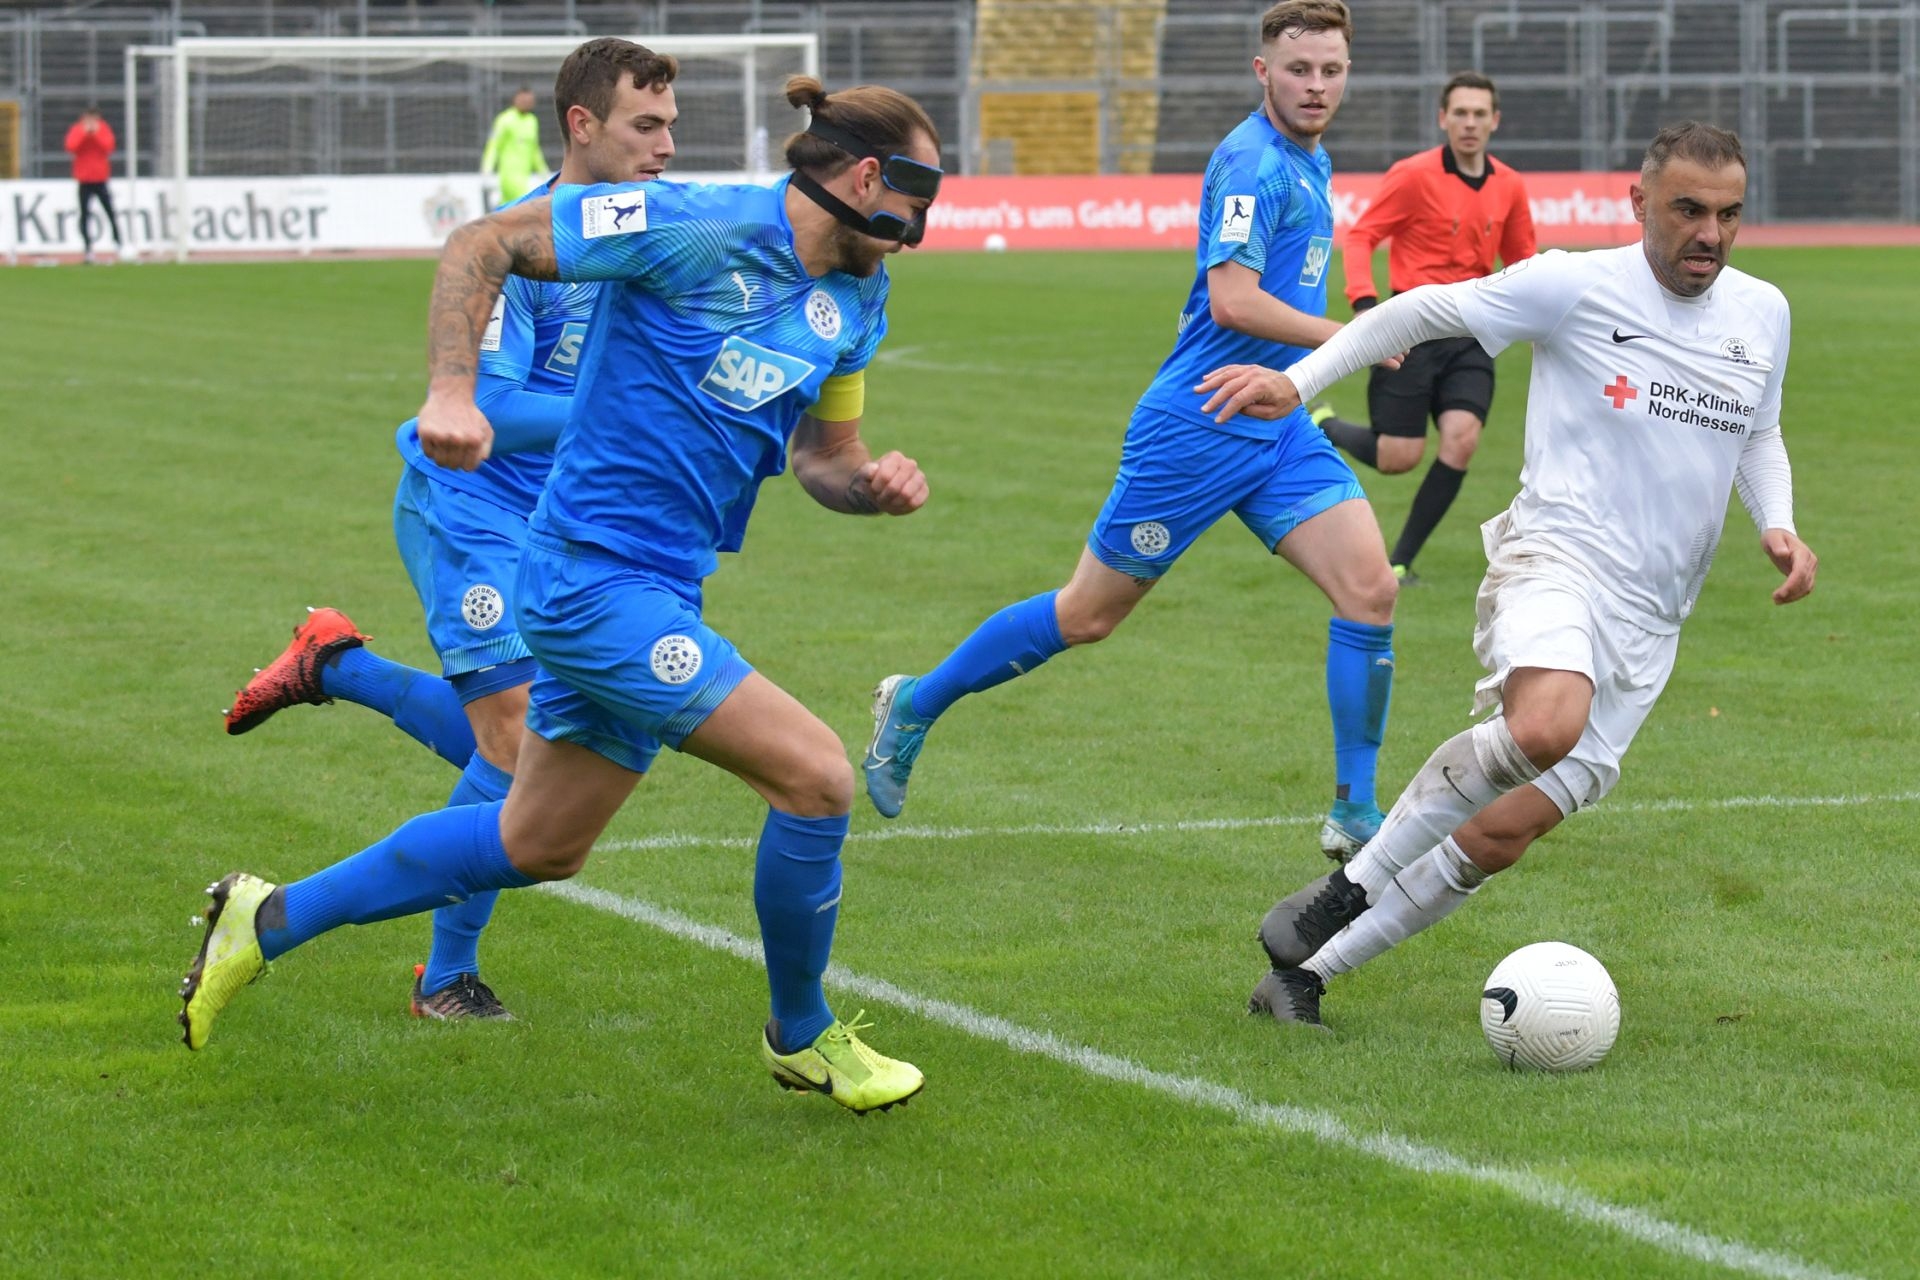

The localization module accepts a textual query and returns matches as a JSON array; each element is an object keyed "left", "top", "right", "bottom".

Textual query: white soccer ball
[
  {"left": 1479, "top": 941, "right": 1620, "bottom": 1072},
  {"left": 983, "top": 233, "right": 1008, "bottom": 253}
]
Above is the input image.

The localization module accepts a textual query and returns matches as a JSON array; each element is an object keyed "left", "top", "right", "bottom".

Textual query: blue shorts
[
  {"left": 393, "top": 467, "right": 535, "bottom": 683},
  {"left": 1088, "top": 407, "right": 1366, "bottom": 579},
  {"left": 515, "top": 533, "right": 754, "bottom": 775}
]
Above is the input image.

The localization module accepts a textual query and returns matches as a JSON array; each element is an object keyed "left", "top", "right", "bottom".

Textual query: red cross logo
[{"left": 1602, "top": 375, "right": 1639, "bottom": 410}]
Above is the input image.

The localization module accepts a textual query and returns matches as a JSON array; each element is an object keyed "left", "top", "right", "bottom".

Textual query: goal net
[{"left": 124, "top": 34, "right": 819, "bottom": 260}]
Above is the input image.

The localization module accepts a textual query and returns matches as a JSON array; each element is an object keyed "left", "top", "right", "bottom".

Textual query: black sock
[
  {"left": 1320, "top": 417, "right": 1379, "bottom": 469},
  {"left": 1391, "top": 460, "right": 1466, "bottom": 569}
]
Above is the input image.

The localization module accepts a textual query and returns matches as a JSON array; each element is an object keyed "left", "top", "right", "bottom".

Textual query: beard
[{"left": 830, "top": 221, "right": 892, "bottom": 277}]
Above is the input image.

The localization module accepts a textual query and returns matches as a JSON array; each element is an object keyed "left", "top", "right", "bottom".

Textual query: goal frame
[{"left": 124, "top": 33, "right": 821, "bottom": 261}]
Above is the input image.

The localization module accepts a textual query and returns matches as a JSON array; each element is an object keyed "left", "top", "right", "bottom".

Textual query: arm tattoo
[
  {"left": 844, "top": 472, "right": 880, "bottom": 515},
  {"left": 425, "top": 202, "right": 556, "bottom": 381},
  {"left": 503, "top": 224, "right": 559, "bottom": 280}
]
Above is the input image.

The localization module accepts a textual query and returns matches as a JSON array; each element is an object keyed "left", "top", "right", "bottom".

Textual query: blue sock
[
  {"left": 420, "top": 753, "right": 515, "bottom": 993},
  {"left": 320, "top": 647, "right": 476, "bottom": 768},
  {"left": 910, "top": 590, "right": 1067, "bottom": 721},
  {"left": 753, "top": 809, "right": 848, "bottom": 1053},
  {"left": 258, "top": 800, "right": 534, "bottom": 961},
  {"left": 1326, "top": 617, "right": 1395, "bottom": 810}
]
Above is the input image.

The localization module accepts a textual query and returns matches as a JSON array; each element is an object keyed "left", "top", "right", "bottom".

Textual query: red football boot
[{"left": 224, "top": 607, "right": 370, "bottom": 735}]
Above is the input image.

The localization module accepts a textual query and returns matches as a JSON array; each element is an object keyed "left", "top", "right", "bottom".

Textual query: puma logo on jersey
[
  {"left": 698, "top": 336, "right": 817, "bottom": 411},
  {"left": 544, "top": 321, "right": 589, "bottom": 376},
  {"left": 731, "top": 272, "right": 761, "bottom": 312}
]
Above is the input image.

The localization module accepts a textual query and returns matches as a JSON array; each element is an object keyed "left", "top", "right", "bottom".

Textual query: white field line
[
  {"left": 595, "top": 789, "right": 1920, "bottom": 856},
  {"left": 546, "top": 879, "right": 1867, "bottom": 1280}
]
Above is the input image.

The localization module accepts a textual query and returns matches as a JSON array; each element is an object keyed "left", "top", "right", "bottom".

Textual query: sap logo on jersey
[
  {"left": 1299, "top": 236, "right": 1333, "bottom": 287},
  {"left": 545, "top": 321, "right": 589, "bottom": 376},
  {"left": 698, "top": 336, "right": 818, "bottom": 411},
  {"left": 581, "top": 190, "right": 647, "bottom": 238}
]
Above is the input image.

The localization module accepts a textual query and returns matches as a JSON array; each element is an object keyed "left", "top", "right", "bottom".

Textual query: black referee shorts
[{"left": 1365, "top": 334, "right": 1495, "bottom": 438}]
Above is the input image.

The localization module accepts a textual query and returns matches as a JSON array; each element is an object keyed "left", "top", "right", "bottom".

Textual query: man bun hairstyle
[
  {"left": 1641, "top": 120, "right": 1746, "bottom": 181},
  {"left": 1260, "top": 0, "right": 1353, "bottom": 48},
  {"left": 553, "top": 37, "right": 679, "bottom": 136},
  {"left": 783, "top": 75, "right": 942, "bottom": 177},
  {"left": 1441, "top": 71, "right": 1498, "bottom": 111}
]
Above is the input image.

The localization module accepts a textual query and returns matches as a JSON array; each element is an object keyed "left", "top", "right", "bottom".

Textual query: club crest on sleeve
[
  {"left": 581, "top": 190, "right": 648, "bottom": 239},
  {"left": 479, "top": 295, "right": 505, "bottom": 352},
  {"left": 1219, "top": 194, "right": 1256, "bottom": 245}
]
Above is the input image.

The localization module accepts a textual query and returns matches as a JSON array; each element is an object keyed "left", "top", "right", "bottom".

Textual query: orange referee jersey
[{"left": 1343, "top": 145, "right": 1536, "bottom": 306}]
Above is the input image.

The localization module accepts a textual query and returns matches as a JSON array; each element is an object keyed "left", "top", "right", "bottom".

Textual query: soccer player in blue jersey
[
  {"left": 219, "top": 39, "right": 680, "bottom": 1021},
  {"left": 182, "top": 76, "right": 941, "bottom": 1114},
  {"left": 862, "top": 0, "right": 1401, "bottom": 861}
]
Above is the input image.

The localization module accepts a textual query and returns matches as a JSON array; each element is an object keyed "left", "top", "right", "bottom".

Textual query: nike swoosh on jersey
[{"left": 1611, "top": 328, "right": 1653, "bottom": 343}]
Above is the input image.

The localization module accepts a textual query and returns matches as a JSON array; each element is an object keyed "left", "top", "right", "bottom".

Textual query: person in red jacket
[
  {"left": 1317, "top": 72, "right": 1535, "bottom": 582},
  {"left": 64, "top": 106, "right": 125, "bottom": 263}
]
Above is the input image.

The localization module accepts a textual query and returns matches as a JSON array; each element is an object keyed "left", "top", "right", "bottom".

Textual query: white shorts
[{"left": 1470, "top": 517, "right": 1680, "bottom": 817}]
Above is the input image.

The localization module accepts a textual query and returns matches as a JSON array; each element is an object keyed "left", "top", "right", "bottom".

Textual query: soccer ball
[
  {"left": 1479, "top": 941, "right": 1620, "bottom": 1072},
  {"left": 983, "top": 233, "right": 1009, "bottom": 253}
]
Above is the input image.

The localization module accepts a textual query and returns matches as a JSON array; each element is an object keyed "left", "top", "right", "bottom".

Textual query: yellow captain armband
[{"left": 806, "top": 372, "right": 865, "bottom": 422}]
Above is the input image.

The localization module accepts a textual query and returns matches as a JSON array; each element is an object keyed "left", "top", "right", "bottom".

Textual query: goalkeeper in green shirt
[{"left": 481, "top": 87, "right": 548, "bottom": 205}]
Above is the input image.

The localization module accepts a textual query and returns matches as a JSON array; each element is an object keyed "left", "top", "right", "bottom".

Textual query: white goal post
[{"left": 124, "top": 34, "right": 820, "bottom": 261}]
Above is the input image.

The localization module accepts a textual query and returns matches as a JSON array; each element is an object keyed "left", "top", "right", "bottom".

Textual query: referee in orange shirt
[{"left": 1317, "top": 72, "right": 1535, "bottom": 582}]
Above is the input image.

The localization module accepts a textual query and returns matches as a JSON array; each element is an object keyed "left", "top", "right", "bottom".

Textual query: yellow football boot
[
  {"left": 178, "top": 872, "right": 275, "bottom": 1050},
  {"left": 761, "top": 1012, "right": 924, "bottom": 1114}
]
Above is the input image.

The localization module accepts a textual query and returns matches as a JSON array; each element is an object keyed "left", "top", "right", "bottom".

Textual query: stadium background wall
[
  {"left": 1, "top": 0, "right": 1917, "bottom": 224},
  {"left": 0, "top": 169, "right": 1657, "bottom": 259}
]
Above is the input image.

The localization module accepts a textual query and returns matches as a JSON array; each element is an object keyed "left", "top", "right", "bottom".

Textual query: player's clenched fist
[
  {"left": 855, "top": 451, "right": 928, "bottom": 515},
  {"left": 1195, "top": 364, "right": 1303, "bottom": 423},
  {"left": 417, "top": 394, "right": 495, "bottom": 471}
]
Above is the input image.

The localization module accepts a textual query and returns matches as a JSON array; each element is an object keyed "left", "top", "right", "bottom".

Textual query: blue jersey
[
  {"left": 396, "top": 184, "right": 597, "bottom": 515},
  {"left": 535, "top": 177, "right": 889, "bottom": 579},
  {"left": 1136, "top": 109, "right": 1335, "bottom": 441}
]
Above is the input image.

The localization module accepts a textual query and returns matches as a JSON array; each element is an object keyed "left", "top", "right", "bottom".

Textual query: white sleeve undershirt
[
  {"left": 1733, "top": 304, "right": 1797, "bottom": 536},
  {"left": 1733, "top": 422, "right": 1796, "bottom": 535},
  {"left": 1285, "top": 286, "right": 1475, "bottom": 403}
]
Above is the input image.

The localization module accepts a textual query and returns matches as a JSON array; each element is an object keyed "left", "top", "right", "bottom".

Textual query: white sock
[
  {"left": 1305, "top": 838, "right": 1490, "bottom": 981},
  {"left": 1346, "top": 716, "right": 1538, "bottom": 901}
]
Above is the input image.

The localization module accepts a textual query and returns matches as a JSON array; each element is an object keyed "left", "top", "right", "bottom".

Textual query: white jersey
[
  {"left": 1455, "top": 246, "right": 1789, "bottom": 631},
  {"left": 1283, "top": 243, "right": 1793, "bottom": 634}
]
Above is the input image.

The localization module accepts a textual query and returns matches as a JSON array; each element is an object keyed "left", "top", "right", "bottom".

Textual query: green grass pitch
[{"left": 3, "top": 246, "right": 1916, "bottom": 1279}]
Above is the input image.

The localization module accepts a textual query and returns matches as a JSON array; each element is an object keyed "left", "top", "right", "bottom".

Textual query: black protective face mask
[{"left": 792, "top": 117, "right": 942, "bottom": 246}]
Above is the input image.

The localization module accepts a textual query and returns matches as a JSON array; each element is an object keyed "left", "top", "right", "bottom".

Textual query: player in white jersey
[{"left": 1193, "top": 122, "right": 1820, "bottom": 1028}]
